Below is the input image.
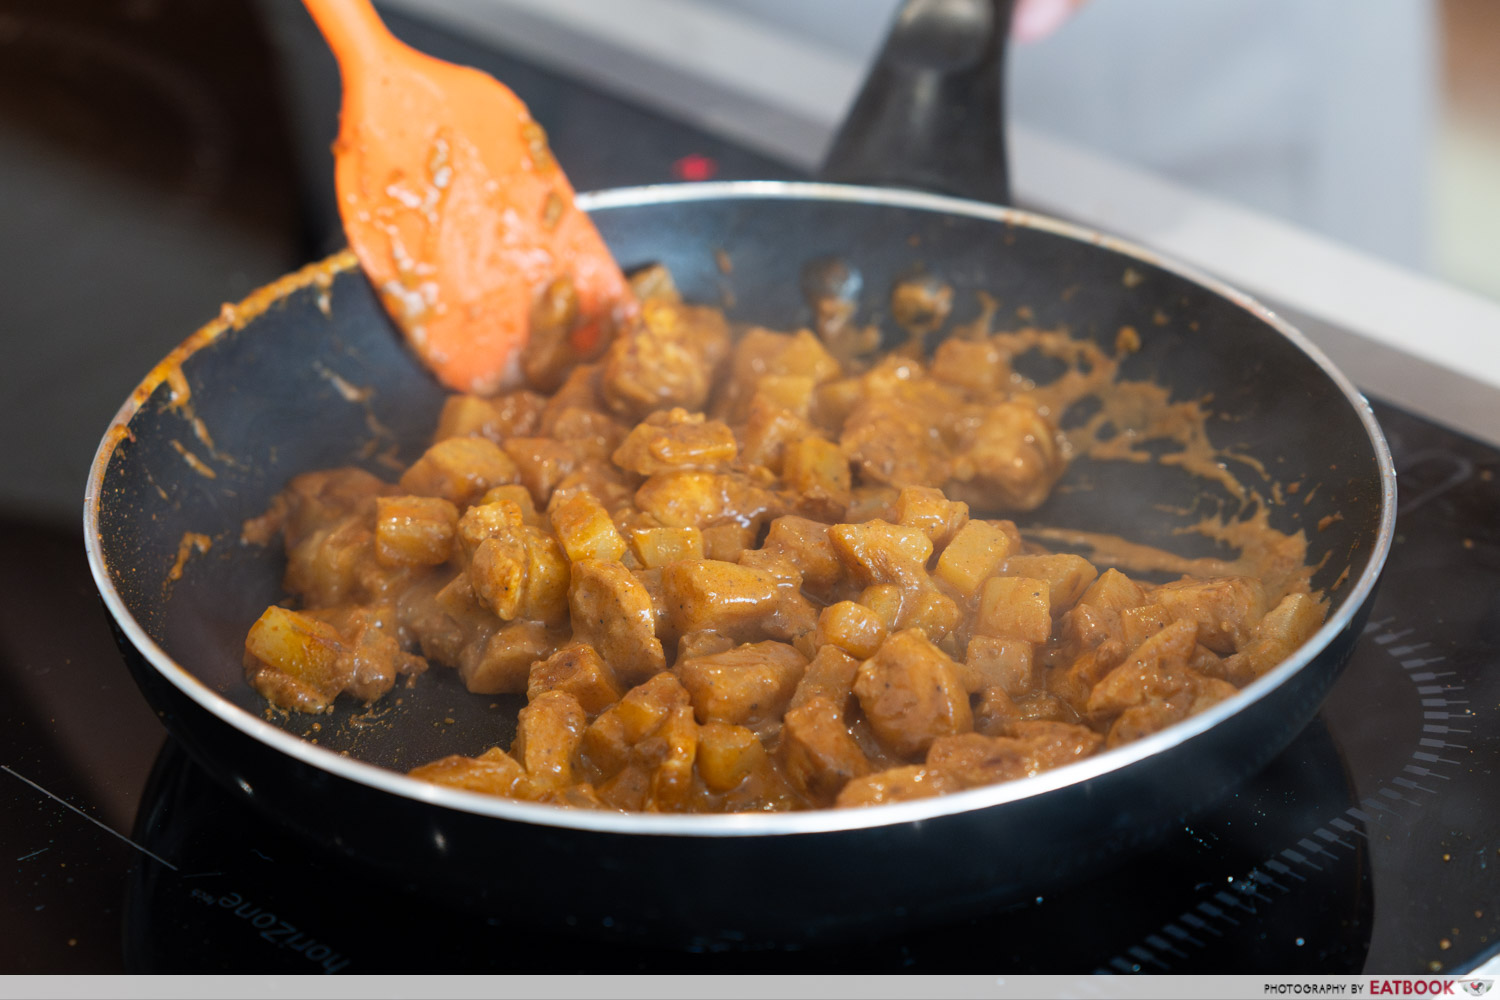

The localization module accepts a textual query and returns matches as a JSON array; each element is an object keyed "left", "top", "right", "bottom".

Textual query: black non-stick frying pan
[{"left": 84, "top": 0, "right": 1395, "bottom": 947}]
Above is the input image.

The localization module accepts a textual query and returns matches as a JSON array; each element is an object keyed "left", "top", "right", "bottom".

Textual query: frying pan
[{"left": 85, "top": 0, "right": 1395, "bottom": 947}]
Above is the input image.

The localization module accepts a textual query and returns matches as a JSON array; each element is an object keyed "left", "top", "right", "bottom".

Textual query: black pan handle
[{"left": 819, "top": 0, "right": 1014, "bottom": 205}]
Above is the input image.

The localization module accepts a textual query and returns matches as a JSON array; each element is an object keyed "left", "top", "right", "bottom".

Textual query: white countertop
[{"left": 387, "top": 0, "right": 1500, "bottom": 448}]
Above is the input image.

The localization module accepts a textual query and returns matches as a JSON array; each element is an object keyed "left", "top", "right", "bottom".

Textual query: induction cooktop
[{"left": 1, "top": 0, "right": 1495, "bottom": 976}]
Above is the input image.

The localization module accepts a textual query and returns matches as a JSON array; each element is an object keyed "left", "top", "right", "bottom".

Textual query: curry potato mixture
[{"left": 242, "top": 267, "right": 1324, "bottom": 813}]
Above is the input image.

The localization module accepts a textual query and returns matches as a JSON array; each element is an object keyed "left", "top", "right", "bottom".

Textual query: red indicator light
[{"left": 672, "top": 154, "right": 718, "bottom": 181}]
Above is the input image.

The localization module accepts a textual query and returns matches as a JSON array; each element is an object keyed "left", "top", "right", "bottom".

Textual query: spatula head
[{"left": 332, "top": 41, "right": 633, "bottom": 394}]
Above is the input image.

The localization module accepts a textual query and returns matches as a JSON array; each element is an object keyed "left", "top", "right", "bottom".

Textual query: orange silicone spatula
[{"left": 303, "top": 0, "right": 635, "bottom": 394}]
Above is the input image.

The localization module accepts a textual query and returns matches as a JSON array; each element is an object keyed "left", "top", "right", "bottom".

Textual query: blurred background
[{"left": 1, "top": 0, "right": 1498, "bottom": 528}]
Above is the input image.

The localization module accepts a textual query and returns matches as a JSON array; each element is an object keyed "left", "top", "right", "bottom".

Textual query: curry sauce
[{"left": 241, "top": 266, "right": 1325, "bottom": 812}]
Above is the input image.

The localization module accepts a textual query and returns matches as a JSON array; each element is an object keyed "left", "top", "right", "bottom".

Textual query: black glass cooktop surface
[{"left": 2, "top": 1, "right": 1496, "bottom": 976}]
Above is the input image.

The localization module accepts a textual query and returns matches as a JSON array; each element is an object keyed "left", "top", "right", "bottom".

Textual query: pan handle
[{"left": 819, "top": 0, "right": 1014, "bottom": 205}]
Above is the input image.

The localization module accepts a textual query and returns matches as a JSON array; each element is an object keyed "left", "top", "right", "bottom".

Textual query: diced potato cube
[
  {"left": 780, "top": 695, "right": 870, "bottom": 803},
  {"left": 696, "top": 722, "right": 768, "bottom": 793},
  {"left": 1061, "top": 601, "right": 1124, "bottom": 652},
  {"left": 527, "top": 644, "right": 621, "bottom": 715},
  {"left": 934, "top": 519, "right": 1012, "bottom": 596},
  {"left": 726, "top": 329, "right": 841, "bottom": 422},
  {"left": 433, "top": 391, "right": 543, "bottom": 442},
  {"left": 964, "top": 635, "right": 1035, "bottom": 695},
  {"left": 660, "top": 559, "right": 780, "bottom": 635},
  {"left": 815, "top": 601, "right": 888, "bottom": 660},
  {"left": 752, "top": 375, "right": 815, "bottom": 417},
  {"left": 399, "top": 436, "right": 519, "bottom": 507},
  {"left": 518, "top": 530, "right": 570, "bottom": 622},
  {"left": 976, "top": 576, "right": 1052, "bottom": 643},
  {"left": 512, "top": 690, "right": 586, "bottom": 791},
  {"left": 898, "top": 586, "right": 961, "bottom": 641},
  {"left": 476, "top": 484, "right": 542, "bottom": 525},
  {"left": 612, "top": 671, "right": 691, "bottom": 744},
  {"left": 458, "top": 620, "right": 558, "bottom": 695},
  {"left": 1078, "top": 568, "right": 1146, "bottom": 611},
  {"left": 245, "top": 605, "right": 345, "bottom": 692},
  {"left": 1003, "top": 554, "right": 1098, "bottom": 614},
  {"left": 629, "top": 526, "right": 704, "bottom": 568},
  {"left": 433, "top": 395, "right": 500, "bottom": 442},
  {"left": 790, "top": 644, "right": 860, "bottom": 710},
  {"left": 374, "top": 495, "right": 458, "bottom": 567},
  {"left": 781, "top": 436, "right": 851, "bottom": 499},
  {"left": 549, "top": 491, "right": 626, "bottom": 563},
  {"left": 853, "top": 629, "right": 973, "bottom": 757},
  {"left": 581, "top": 711, "right": 630, "bottom": 777},
  {"left": 777, "top": 329, "right": 842, "bottom": 383},
  {"left": 859, "top": 584, "right": 904, "bottom": 631},
  {"left": 894, "top": 486, "right": 969, "bottom": 548},
  {"left": 675, "top": 640, "right": 807, "bottom": 726},
  {"left": 409, "top": 747, "right": 530, "bottom": 797},
  {"left": 596, "top": 762, "right": 653, "bottom": 811}
]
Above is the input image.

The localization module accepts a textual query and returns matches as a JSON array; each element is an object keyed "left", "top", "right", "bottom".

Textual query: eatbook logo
[{"left": 1371, "top": 981, "right": 1493, "bottom": 995}]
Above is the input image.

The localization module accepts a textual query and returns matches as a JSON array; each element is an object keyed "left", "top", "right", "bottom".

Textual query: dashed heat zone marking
[{"left": 1100, "top": 618, "right": 1475, "bottom": 972}]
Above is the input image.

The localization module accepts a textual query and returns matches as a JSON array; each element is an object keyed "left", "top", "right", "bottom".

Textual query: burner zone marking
[{"left": 1099, "top": 618, "right": 1475, "bottom": 973}]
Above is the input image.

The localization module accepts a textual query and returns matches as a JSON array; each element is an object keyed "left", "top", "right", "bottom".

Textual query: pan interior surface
[{"left": 87, "top": 182, "right": 1394, "bottom": 837}]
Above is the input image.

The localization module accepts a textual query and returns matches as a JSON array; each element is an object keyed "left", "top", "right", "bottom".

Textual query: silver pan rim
[{"left": 84, "top": 180, "right": 1398, "bottom": 838}]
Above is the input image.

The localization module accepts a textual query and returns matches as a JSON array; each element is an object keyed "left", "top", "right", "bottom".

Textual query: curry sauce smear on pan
[{"left": 239, "top": 265, "right": 1324, "bottom": 813}]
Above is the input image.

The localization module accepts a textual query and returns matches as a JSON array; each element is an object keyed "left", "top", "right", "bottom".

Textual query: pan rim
[{"left": 84, "top": 179, "right": 1397, "bottom": 838}]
